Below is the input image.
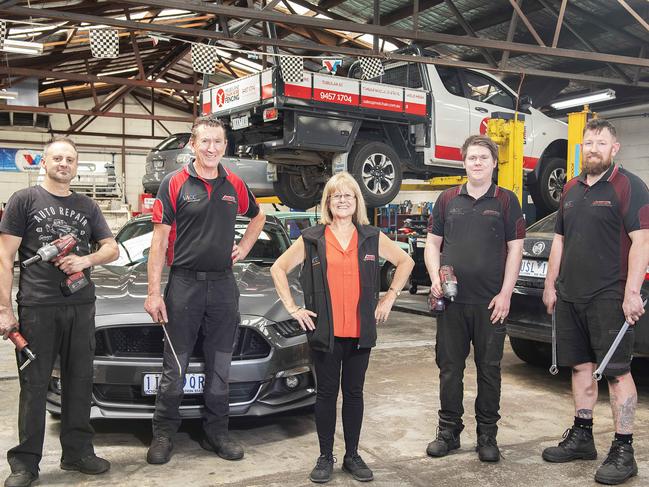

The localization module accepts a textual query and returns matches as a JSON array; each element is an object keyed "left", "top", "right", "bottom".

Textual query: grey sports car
[{"left": 46, "top": 214, "right": 316, "bottom": 419}]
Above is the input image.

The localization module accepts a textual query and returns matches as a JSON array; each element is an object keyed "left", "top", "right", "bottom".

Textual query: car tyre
[
  {"left": 350, "top": 141, "right": 403, "bottom": 208},
  {"left": 509, "top": 337, "right": 551, "bottom": 367},
  {"left": 380, "top": 263, "right": 396, "bottom": 292},
  {"left": 530, "top": 157, "right": 566, "bottom": 216},
  {"left": 274, "top": 172, "right": 321, "bottom": 210}
]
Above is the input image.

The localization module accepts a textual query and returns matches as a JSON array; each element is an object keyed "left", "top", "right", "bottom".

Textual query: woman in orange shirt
[{"left": 271, "top": 172, "right": 413, "bottom": 483}]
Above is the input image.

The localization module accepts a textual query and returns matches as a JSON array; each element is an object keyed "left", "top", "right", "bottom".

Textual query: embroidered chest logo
[
  {"left": 311, "top": 256, "right": 320, "bottom": 267},
  {"left": 591, "top": 200, "right": 612, "bottom": 207},
  {"left": 449, "top": 207, "right": 465, "bottom": 215},
  {"left": 222, "top": 194, "right": 237, "bottom": 204},
  {"left": 363, "top": 254, "right": 375, "bottom": 262},
  {"left": 482, "top": 209, "right": 500, "bottom": 217},
  {"left": 182, "top": 194, "right": 201, "bottom": 203},
  {"left": 564, "top": 201, "right": 575, "bottom": 210}
]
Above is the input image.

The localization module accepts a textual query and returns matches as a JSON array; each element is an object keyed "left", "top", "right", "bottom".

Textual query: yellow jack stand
[
  {"left": 567, "top": 105, "right": 595, "bottom": 181},
  {"left": 487, "top": 112, "right": 525, "bottom": 206}
]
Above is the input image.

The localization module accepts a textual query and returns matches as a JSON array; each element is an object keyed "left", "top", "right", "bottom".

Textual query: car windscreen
[
  {"left": 526, "top": 212, "right": 557, "bottom": 234},
  {"left": 113, "top": 219, "right": 289, "bottom": 266},
  {"left": 152, "top": 133, "right": 191, "bottom": 152}
]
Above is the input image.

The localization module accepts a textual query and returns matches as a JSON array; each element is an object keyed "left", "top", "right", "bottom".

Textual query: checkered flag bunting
[
  {"left": 0, "top": 21, "right": 6, "bottom": 51},
  {"left": 90, "top": 29, "right": 119, "bottom": 59},
  {"left": 279, "top": 55, "right": 304, "bottom": 83},
  {"left": 359, "top": 57, "right": 384, "bottom": 80},
  {"left": 191, "top": 43, "right": 219, "bottom": 75}
]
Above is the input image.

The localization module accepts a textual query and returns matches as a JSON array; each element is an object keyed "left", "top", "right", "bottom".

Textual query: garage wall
[{"left": 0, "top": 95, "right": 192, "bottom": 207}]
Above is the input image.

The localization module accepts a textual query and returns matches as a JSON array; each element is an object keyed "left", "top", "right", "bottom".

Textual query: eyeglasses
[{"left": 330, "top": 193, "right": 356, "bottom": 201}]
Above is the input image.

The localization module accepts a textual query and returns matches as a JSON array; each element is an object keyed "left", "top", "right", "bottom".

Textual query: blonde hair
[{"left": 319, "top": 172, "right": 369, "bottom": 225}]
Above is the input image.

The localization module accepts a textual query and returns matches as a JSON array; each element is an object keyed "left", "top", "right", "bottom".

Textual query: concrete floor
[{"left": 1, "top": 293, "right": 648, "bottom": 487}]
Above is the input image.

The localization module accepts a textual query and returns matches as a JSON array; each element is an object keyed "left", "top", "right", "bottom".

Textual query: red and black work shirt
[
  {"left": 555, "top": 164, "right": 649, "bottom": 303},
  {"left": 427, "top": 183, "right": 526, "bottom": 304},
  {"left": 152, "top": 161, "right": 260, "bottom": 271}
]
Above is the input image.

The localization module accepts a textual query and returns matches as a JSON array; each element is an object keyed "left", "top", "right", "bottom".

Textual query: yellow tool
[{"left": 487, "top": 112, "right": 525, "bottom": 206}]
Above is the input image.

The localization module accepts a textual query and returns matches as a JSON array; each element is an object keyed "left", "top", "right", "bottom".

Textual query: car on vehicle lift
[
  {"left": 507, "top": 212, "right": 649, "bottom": 367},
  {"left": 142, "top": 132, "right": 276, "bottom": 198},
  {"left": 46, "top": 213, "right": 316, "bottom": 419}
]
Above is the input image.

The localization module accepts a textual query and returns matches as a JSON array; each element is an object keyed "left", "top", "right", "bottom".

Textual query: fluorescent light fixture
[
  {"left": 1, "top": 38, "right": 43, "bottom": 55},
  {"left": 550, "top": 89, "right": 616, "bottom": 110},
  {"left": 0, "top": 90, "right": 18, "bottom": 99}
]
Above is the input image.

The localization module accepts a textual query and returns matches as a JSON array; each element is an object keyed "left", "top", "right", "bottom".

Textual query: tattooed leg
[
  {"left": 572, "top": 362, "right": 598, "bottom": 417},
  {"left": 607, "top": 372, "right": 637, "bottom": 434}
]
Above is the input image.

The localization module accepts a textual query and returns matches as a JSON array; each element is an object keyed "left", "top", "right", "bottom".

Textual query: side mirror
[{"left": 519, "top": 95, "right": 533, "bottom": 111}]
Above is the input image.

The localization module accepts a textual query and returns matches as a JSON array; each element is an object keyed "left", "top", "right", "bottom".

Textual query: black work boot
[
  {"left": 342, "top": 452, "right": 374, "bottom": 482},
  {"left": 426, "top": 427, "right": 461, "bottom": 457},
  {"left": 542, "top": 427, "right": 597, "bottom": 463},
  {"left": 594, "top": 441, "right": 638, "bottom": 485},
  {"left": 200, "top": 433, "right": 244, "bottom": 460},
  {"left": 60, "top": 454, "right": 111, "bottom": 474},
  {"left": 4, "top": 471, "right": 38, "bottom": 487},
  {"left": 146, "top": 436, "right": 173, "bottom": 465},
  {"left": 309, "top": 454, "right": 335, "bottom": 483},
  {"left": 476, "top": 434, "right": 500, "bottom": 463}
]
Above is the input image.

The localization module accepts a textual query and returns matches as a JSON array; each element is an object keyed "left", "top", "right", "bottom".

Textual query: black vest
[{"left": 300, "top": 224, "right": 381, "bottom": 353}]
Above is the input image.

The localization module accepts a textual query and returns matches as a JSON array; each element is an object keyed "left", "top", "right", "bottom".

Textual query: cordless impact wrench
[
  {"left": 430, "top": 265, "right": 458, "bottom": 313},
  {"left": 7, "top": 330, "right": 36, "bottom": 370},
  {"left": 21, "top": 234, "right": 89, "bottom": 296}
]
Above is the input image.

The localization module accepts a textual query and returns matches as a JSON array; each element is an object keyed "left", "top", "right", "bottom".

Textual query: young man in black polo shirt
[
  {"left": 541, "top": 119, "right": 649, "bottom": 485},
  {"left": 424, "top": 134, "right": 525, "bottom": 462},
  {"left": 143, "top": 116, "right": 265, "bottom": 465}
]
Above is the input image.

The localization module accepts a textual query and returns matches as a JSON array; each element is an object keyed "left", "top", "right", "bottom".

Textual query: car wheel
[
  {"left": 274, "top": 172, "right": 321, "bottom": 210},
  {"left": 530, "top": 157, "right": 566, "bottom": 216},
  {"left": 380, "top": 262, "right": 396, "bottom": 292},
  {"left": 350, "top": 141, "right": 403, "bottom": 208},
  {"left": 509, "top": 337, "right": 552, "bottom": 367}
]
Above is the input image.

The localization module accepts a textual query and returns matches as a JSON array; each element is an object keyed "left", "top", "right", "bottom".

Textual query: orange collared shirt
[{"left": 325, "top": 226, "right": 361, "bottom": 338}]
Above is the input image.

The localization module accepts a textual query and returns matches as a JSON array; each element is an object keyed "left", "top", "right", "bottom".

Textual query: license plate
[
  {"left": 231, "top": 113, "right": 249, "bottom": 130},
  {"left": 519, "top": 259, "right": 547, "bottom": 279},
  {"left": 142, "top": 373, "right": 205, "bottom": 396}
]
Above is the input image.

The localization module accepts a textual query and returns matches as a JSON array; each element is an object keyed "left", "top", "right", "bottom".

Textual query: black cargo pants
[
  {"left": 152, "top": 268, "right": 239, "bottom": 441},
  {"left": 7, "top": 303, "right": 96, "bottom": 475},
  {"left": 435, "top": 302, "right": 507, "bottom": 435}
]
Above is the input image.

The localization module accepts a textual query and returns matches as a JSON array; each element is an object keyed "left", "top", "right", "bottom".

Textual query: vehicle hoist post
[
  {"left": 567, "top": 105, "right": 595, "bottom": 181},
  {"left": 487, "top": 112, "right": 525, "bottom": 206}
]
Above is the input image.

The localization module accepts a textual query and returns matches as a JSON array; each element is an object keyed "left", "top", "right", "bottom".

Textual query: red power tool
[
  {"left": 439, "top": 265, "right": 458, "bottom": 302},
  {"left": 7, "top": 330, "right": 36, "bottom": 370},
  {"left": 21, "top": 234, "right": 89, "bottom": 296}
]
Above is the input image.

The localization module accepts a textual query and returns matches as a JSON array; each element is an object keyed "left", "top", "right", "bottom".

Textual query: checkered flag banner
[
  {"left": 90, "top": 29, "right": 119, "bottom": 59},
  {"left": 279, "top": 55, "right": 304, "bottom": 83},
  {"left": 191, "top": 43, "right": 219, "bottom": 75},
  {"left": 0, "top": 21, "right": 6, "bottom": 51},
  {"left": 359, "top": 57, "right": 384, "bottom": 80}
]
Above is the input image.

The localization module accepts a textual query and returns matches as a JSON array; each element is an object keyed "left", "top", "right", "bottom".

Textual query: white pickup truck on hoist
[{"left": 202, "top": 47, "right": 567, "bottom": 213}]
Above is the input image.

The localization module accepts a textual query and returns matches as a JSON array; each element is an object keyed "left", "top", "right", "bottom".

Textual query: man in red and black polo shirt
[
  {"left": 424, "top": 134, "right": 525, "bottom": 463},
  {"left": 143, "top": 116, "right": 265, "bottom": 465},
  {"left": 542, "top": 119, "right": 649, "bottom": 485}
]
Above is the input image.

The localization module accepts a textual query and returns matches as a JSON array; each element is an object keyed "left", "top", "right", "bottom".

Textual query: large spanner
[
  {"left": 549, "top": 308, "right": 559, "bottom": 375},
  {"left": 593, "top": 298, "right": 647, "bottom": 381}
]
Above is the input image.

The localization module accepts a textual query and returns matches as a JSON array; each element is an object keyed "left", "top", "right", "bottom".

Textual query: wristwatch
[{"left": 389, "top": 287, "right": 402, "bottom": 297}]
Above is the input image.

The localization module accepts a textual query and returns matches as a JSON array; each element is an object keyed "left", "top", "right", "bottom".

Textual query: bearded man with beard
[{"left": 541, "top": 119, "right": 649, "bottom": 485}]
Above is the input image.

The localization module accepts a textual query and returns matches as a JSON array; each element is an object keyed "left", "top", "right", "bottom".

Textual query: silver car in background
[
  {"left": 142, "top": 133, "right": 275, "bottom": 196},
  {"left": 46, "top": 214, "right": 315, "bottom": 419}
]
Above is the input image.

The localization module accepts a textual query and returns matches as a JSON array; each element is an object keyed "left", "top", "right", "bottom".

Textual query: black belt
[{"left": 170, "top": 266, "right": 232, "bottom": 281}]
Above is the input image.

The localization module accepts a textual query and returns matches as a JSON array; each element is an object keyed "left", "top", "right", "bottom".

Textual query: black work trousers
[
  {"left": 152, "top": 269, "right": 239, "bottom": 441},
  {"left": 435, "top": 302, "right": 506, "bottom": 435},
  {"left": 7, "top": 303, "right": 96, "bottom": 475},
  {"left": 311, "top": 337, "right": 371, "bottom": 456}
]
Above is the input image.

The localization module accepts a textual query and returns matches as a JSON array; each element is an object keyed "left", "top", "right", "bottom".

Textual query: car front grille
[
  {"left": 93, "top": 381, "right": 261, "bottom": 406},
  {"left": 95, "top": 325, "right": 271, "bottom": 361}
]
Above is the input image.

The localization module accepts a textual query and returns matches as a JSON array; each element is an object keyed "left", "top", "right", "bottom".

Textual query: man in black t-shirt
[
  {"left": 424, "top": 135, "right": 525, "bottom": 463},
  {"left": 144, "top": 116, "right": 265, "bottom": 465},
  {"left": 0, "top": 137, "right": 118, "bottom": 487},
  {"left": 541, "top": 119, "right": 649, "bottom": 485}
]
